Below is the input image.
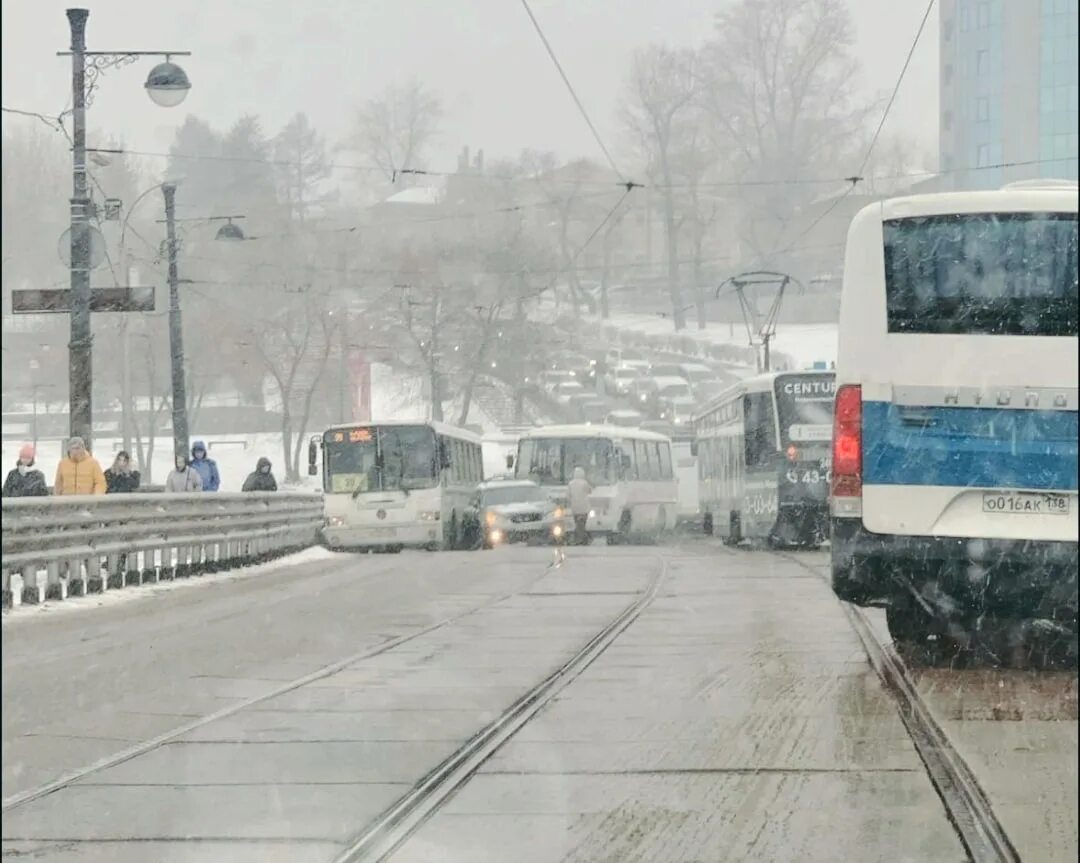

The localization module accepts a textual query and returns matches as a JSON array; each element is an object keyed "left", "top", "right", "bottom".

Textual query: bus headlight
[
  {"left": 327, "top": 516, "right": 345, "bottom": 527},
  {"left": 419, "top": 511, "right": 441, "bottom": 521}
]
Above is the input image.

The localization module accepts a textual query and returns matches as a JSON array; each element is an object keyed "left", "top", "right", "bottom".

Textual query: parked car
[
  {"left": 579, "top": 399, "right": 613, "bottom": 424},
  {"left": 462, "top": 479, "right": 569, "bottom": 549},
  {"left": 604, "top": 362, "right": 648, "bottom": 397},
  {"left": 550, "top": 380, "right": 587, "bottom": 404},
  {"left": 604, "top": 408, "right": 646, "bottom": 428},
  {"left": 647, "top": 362, "right": 685, "bottom": 378},
  {"left": 604, "top": 347, "right": 646, "bottom": 368},
  {"left": 677, "top": 362, "right": 719, "bottom": 389}
]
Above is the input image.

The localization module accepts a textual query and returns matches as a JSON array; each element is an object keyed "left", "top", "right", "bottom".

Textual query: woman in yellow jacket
[{"left": 54, "top": 436, "right": 107, "bottom": 496}]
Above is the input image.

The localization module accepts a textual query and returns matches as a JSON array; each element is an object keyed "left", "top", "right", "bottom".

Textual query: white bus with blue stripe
[{"left": 830, "top": 180, "right": 1078, "bottom": 654}]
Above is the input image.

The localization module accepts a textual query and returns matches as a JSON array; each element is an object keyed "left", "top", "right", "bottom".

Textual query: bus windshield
[
  {"left": 774, "top": 375, "right": 836, "bottom": 446},
  {"left": 323, "top": 425, "right": 438, "bottom": 493},
  {"left": 515, "top": 436, "right": 615, "bottom": 486}
]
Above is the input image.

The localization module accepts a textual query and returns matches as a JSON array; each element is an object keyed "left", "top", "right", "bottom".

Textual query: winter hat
[{"left": 18, "top": 443, "right": 35, "bottom": 463}]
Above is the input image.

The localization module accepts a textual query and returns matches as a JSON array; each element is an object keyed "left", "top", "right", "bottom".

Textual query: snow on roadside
[{"left": 1, "top": 546, "right": 339, "bottom": 626}]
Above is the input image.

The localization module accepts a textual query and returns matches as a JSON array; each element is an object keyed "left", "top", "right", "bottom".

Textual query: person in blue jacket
[{"left": 189, "top": 440, "right": 220, "bottom": 492}]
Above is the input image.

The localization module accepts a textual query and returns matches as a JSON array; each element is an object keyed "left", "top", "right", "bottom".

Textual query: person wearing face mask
[
  {"left": 54, "top": 437, "right": 107, "bottom": 496},
  {"left": 165, "top": 453, "right": 203, "bottom": 493},
  {"left": 2, "top": 444, "right": 48, "bottom": 497},
  {"left": 242, "top": 457, "right": 278, "bottom": 492},
  {"left": 104, "top": 450, "right": 141, "bottom": 494}
]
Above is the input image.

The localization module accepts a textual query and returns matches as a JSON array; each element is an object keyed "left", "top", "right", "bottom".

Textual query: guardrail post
[
  {"left": 106, "top": 553, "right": 124, "bottom": 589},
  {"left": 67, "top": 558, "right": 86, "bottom": 597},
  {"left": 21, "top": 565, "right": 44, "bottom": 605},
  {"left": 125, "top": 551, "right": 141, "bottom": 586},
  {"left": 87, "top": 553, "right": 105, "bottom": 593},
  {"left": 143, "top": 549, "right": 159, "bottom": 584},
  {"left": 46, "top": 560, "right": 67, "bottom": 601}
]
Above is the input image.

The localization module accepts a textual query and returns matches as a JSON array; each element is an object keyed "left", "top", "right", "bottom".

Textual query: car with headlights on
[{"left": 462, "top": 479, "right": 569, "bottom": 549}]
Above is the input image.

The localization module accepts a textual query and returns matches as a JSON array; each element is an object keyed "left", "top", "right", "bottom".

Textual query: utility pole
[
  {"left": 67, "top": 8, "right": 93, "bottom": 450},
  {"left": 162, "top": 182, "right": 189, "bottom": 460}
]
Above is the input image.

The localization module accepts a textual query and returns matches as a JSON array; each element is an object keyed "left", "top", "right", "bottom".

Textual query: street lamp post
[
  {"left": 162, "top": 182, "right": 189, "bottom": 461},
  {"left": 60, "top": 7, "right": 190, "bottom": 451}
]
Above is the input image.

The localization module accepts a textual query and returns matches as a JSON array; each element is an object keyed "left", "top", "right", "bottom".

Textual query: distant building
[{"left": 938, "top": 0, "right": 1078, "bottom": 190}]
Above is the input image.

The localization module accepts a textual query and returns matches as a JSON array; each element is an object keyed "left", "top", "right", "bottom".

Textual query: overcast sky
[{"left": 2, "top": 0, "right": 939, "bottom": 175}]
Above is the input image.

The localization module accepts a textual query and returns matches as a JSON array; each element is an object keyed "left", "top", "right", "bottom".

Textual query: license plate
[
  {"left": 368, "top": 527, "right": 398, "bottom": 537},
  {"left": 982, "top": 492, "right": 1070, "bottom": 516}
]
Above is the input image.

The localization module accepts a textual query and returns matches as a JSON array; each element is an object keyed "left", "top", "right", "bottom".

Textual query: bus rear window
[{"left": 883, "top": 213, "right": 1078, "bottom": 336}]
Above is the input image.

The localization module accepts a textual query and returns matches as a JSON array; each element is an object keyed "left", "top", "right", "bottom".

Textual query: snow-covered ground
[{"left": 596, "top": 312, "right": 838, "bottom": 369}]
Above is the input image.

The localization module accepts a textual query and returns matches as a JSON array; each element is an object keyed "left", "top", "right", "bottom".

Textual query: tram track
[
  {"left": 776, "top": 549, "right": 1021, "bottom": 863},
  {"left": 1, "top": 552, "right": 567, "bottom": 815},
  {"left": 331, "top": 553, "right": 667, "bottom": 863}
]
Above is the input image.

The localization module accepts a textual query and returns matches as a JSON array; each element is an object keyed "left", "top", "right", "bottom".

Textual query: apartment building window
[
  {"left": 976, "top": 49, "right": 990, "bottom": 75},
  {"left": 976, "top": 97, "right": 990, "bottom": 122},
  {"left": 976, "top": 2, "right": 990, "bottom": 28},
  {"left": 976, "top": 143, "right": 991, "bottom": 167}
]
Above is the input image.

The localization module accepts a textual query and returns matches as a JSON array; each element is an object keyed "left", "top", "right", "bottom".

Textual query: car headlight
[
  {"left": 327, "top": 516, "right": 345, "bottom": 527},
  {"left": 588, "top": 509, "right": 596, "bottom": 519},
  {"left": 489, "top": 528, "right": 503, "bottom": 544},
  {"left": 552, "top": 524, "right": 564, "bottom": 537},
  {"left": 419, "top": 511, "right": 441, "bottom": 521}
]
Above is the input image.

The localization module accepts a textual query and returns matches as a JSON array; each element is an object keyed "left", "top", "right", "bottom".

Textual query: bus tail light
[{"left": 832, "top": 385, "right": 862, "bottom": 500}]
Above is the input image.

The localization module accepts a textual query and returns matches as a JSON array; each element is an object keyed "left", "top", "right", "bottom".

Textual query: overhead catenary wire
[
  {"left": 518, "top": 0, "right": 628, "bottom": 185},
  {"left": 761, "top": 0, "right": 938, "bottom": 267}
]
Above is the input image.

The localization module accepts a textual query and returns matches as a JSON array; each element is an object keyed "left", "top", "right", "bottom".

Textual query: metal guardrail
[{"left": 2, "top": 492, "right": 324, "bottom": 607}]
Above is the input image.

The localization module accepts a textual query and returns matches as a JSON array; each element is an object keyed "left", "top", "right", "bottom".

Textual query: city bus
[
  {"left": 830, "top": 180, "right": 1078, "bottom": 655},
  {"left": 509, "top": 424, "right": 678, "bottom": 543},
  {"left": 309, "top": 420, "right": 483, "bottom": 552},
  {"left": 694, "top": 370, "right": 835, "bottom": 547}
]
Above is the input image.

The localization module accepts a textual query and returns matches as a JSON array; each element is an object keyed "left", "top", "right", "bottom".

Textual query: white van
[{"left": 830, "top": 181, "right": 1078, "bottom": 651}]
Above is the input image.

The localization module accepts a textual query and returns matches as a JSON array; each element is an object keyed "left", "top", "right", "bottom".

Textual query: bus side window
[
  {"left": 743, "top": 393, "right": 776, "bottom": 466},
  {"left": 658, "top": 443, "right": 673, "bottom": 480}
]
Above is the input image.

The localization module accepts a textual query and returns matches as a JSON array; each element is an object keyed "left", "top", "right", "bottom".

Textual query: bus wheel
[
  {"left": 886, "top": 595, "right": 955, "bottom": 667},
  {"left": 703, "top": 513, "right": 713, "bottom": 536}
]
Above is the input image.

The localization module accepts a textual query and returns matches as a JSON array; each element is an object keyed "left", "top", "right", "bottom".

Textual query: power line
[
  {"left": 518, "top": 0, "right": 628, "bottom": 185},
  {"left": 856, "top": 0, "right": 936, "bottom": 178},
  {"left": 763, "top": 0, "right": 937, "bottom": 267}
]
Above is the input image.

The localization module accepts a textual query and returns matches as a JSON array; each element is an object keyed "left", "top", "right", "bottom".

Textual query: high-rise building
[{"left": 939, "top": 0, "right": 1078, "bottom": 190}]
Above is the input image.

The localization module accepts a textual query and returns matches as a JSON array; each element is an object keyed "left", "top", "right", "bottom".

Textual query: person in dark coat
[
  {"left": 104, "top": 450, "right": 141, "bottom": 493},
  {"left": 242, "top": 457, "right": 278, "bottom": 492},
  {"left": 2, "top": 444, "right": 48, "bottom": 497}
]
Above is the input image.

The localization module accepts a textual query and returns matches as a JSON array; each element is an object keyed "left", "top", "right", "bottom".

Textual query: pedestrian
[
  {"left": 189, "top": 440, "right": 220, "bottom": 492},
  {"left": 165, "top": 453, "right": 203, "bottom": 493},
  {"left": 241, "top": 457, "right": 278, "bottom": 492},
  {"left": 2, "top": 444, "right": 48, "bottom": 497},
  {"left": 567, "top": 465, "right": 592, "bottom": 546},
  {"left": 104, "top": 450, "right": 141, "bottom": 494},
  {"left": 54, "top": 436, "right": 107, "bottom": 496}
]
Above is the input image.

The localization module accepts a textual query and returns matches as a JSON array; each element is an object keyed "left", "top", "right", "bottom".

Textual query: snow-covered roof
[{"left": 381, "top": 184, "right": 444, "bottom": 206}]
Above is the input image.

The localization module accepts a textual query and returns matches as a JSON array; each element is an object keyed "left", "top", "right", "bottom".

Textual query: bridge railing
[{"left": 2, "top": 492, "right": 324, "bottom": 607}]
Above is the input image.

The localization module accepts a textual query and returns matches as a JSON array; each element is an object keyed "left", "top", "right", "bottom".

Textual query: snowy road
[{"left": 2, "top": 541, "right": 1075, "bottom": 862}]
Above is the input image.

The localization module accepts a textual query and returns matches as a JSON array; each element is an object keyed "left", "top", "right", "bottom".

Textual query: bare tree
[
  {"left": 623, "top": 45, "right": 700, "bottom": 330},
  {"left": 350, "top": 80, "right": 443, "bottom": 185},
  {"left": 251, "top": 293, "right": 339, "bottom": 482},
  {"left": 273, "top": 112, "right": 334, "bottom": 224},
  {"left": 700, "top": 0, "right": 873, "bottom": 264}
]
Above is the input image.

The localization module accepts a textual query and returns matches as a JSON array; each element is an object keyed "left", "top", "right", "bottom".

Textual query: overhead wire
[{"left": 518, "top": 0, "right": 627, "bottom": 185}]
